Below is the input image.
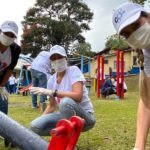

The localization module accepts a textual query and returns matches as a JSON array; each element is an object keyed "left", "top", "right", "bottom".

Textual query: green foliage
[
  {"left": 71, "top": 42, "right": 96, "bottom": 57},
  {"left": 21, "top": 0, "right": 93, "bottom": 56},
  {"left": 129, "top": 0, "right": 147, "bottom": 5},
  {"left": 105, "top": 34, "right": 129, "bottom": 50}
]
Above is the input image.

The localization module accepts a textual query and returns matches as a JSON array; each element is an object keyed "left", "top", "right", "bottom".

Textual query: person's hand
[
  {"left": 29, "top": 87, "right": 53, "bottom": 96},
  {"left": 0, "top": 87, "right": 9, "bottom": 100}
]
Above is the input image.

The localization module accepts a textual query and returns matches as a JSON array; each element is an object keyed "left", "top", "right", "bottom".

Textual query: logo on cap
[
  {"left": 7, "top": 22, "right": 16, "bottom": 29},
  {"left": 115, "top": 8, "right": 126, "bottom": 24}
]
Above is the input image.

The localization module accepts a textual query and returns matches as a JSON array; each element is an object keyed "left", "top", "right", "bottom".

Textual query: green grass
[{"left": 0, "top": 75, "right": 150, "bottom": 150}]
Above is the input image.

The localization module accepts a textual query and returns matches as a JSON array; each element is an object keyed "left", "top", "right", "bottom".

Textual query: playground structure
[
  {"left": 16, "top": 64, "right": 31, "bottom": 94},
  {"left": 80, "top": 54, "right": 91, "bottom": 95},
  {"left": 96, "top": 55, "right": 104, "bottom": 98},
  {"left": 96, "top": 50, "right": 124, "bottom": 99},
  {"left": 14, "top": 54, "right": 33, "bottom": 94},
  {"left": 48, "top": 116, "right": 84, "bottom": 150},
  {"left": 116, "top": 50, "right": 124, "bottom": 99},
  {"left": 0, "top": 111, "right": 84, "bottom": 150},
  {"left": 0, "top": 112, "right": 48, "bottom": 150}
]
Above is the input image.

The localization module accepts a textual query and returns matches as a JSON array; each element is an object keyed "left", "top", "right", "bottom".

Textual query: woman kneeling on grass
[
  {"left": 113, "top": 2, "right": 150, "bottom": 150},
  {"left": 29, "top": 45, "right": 96, "bottom": 136}
]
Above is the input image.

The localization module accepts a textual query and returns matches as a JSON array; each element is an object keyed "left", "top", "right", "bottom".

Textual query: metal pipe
[{"left": 0, "top": 112, "right": 48, "bottom": 150}]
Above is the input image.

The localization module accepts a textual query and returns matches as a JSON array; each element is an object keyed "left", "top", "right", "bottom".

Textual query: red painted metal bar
[
  {"left": 116, "top": 50, "right": 124, "bottom": 99},
  {"left": 97, "top": 56, "right": 100, "bottom": 98},
  {"left": 101, "top": 56, "right": 105, "bottom": 87},
  {"left": 121, "top": 51, "right": 124, "bottom": 99},
  {"left": 116, "top": 50, "right": 120, "bottom": 97}
]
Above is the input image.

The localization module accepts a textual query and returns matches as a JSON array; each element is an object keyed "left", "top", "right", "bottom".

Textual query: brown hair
[{"left": 136, "top": 49, "right": 150, "bottom": 106}]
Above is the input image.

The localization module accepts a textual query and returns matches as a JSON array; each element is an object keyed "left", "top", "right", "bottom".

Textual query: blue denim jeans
[
  {"left": 30, "top": 69, "right": 47, "bottom": 107},
  {"left": 30, "top": 97, "right": 96, "bottom": 136},
  {"left": 0, "top": 95, "right": 8, "bottom": 114}
]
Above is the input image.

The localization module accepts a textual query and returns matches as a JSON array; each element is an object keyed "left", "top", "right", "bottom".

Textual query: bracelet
[{"left": 53, "top": 89, "right": 58, "bottom": 97}]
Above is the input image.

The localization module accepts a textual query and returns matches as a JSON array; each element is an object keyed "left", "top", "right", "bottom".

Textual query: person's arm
[
  {"left": 43, "top": 97, "right": 56, "bottom": 115},
  {"left": 0, "top": 70, "right": 12, "bottom": 86},
  {"left": 56, "top": 81, "right": 83, "bottom": 102},
  {"left": 135, "top": 100, "right": 150, "bottom": 150},
  {"left": 30, "top": 81, "right": 83, "bottom": 103}
]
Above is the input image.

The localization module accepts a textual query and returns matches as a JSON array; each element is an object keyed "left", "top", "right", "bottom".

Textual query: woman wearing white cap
[
  {"left": 0, "top": 20, "right": 21, "bottom": 147},
  {"left": 113, "top": 2, "right": 150, "bottom": 150},
  {"left": 30, "top": 45, "right": 95, "bottom": 136}
]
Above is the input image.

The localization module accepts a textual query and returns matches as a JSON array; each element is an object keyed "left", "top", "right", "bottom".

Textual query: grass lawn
[{"left": 0, "top": 75, "right": 150, "bottom": 150}]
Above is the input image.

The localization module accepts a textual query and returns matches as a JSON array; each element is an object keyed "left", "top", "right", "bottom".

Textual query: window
[
  {"left": 114, "top": 60, "right": 125, "bottom": 69},
  {"left": 114, "top": 61, "right": 116, "bottom": 69},
  {"left": 104, "top": 60, "right": 108, "bottom": 64},
  {"left": 133, "top": 56, "right": 137, "bottom": 66}
]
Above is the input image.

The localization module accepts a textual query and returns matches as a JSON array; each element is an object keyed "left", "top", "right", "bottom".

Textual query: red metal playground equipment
[
  {"left": 96, "top": 49, "right": 124, "bottom": 99},
  {"left": 48, "top": 116, "right": 84, "bottom": 150},
  {"left": 0, "top": 112, "right": 84, "bottom": 150}
]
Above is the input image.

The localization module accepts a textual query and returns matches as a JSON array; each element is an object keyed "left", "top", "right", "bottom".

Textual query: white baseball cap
[
  {"left": 112, "top": 2, "right": 146, "bottom": 34},
  {"left": 0, "top": 21, "right": 18, "bottom": 37},
  {"left": 49, "top": 45, "right": 67, "bottom": 58}
]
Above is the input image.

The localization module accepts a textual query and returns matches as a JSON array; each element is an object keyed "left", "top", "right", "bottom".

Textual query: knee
[
  {"left": 59, "top": 97, "right": 75, "bottom": 109},
  {"left": 30, "top": 121, "right": 43, "bottom": 136},
  {"left": 59, "top": 97, "right": 76, "bottom": 118}
]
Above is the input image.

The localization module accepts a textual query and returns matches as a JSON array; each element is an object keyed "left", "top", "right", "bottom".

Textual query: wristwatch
[{"left": 53, "top": 89, "right": 58, "bottom": 97}]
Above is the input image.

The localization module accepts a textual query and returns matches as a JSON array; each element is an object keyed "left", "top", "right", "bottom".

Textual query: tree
[
  {"left": 129, "top": 0, "right": 147, "bottom": 5},
  {"left": 71, "top": 42, "right": 96, "bottom": 57},
  {"left": 21, "top": 0, "right": 93, "bottom": 56},
  {"left": 105, "top": 34, "right": 129, "bottom": 50}
]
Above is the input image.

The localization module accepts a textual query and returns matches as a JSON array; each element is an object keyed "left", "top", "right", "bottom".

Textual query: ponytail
[{"left": 136, "top": 49, "right": 150, "bottom": 106}]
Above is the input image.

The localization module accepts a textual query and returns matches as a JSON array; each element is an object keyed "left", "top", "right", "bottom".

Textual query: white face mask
[
  {"left": 0, "top": 32, "right": 15, "bottom": 46},
  {"left": 51, "top": 58, "right": 68, "bottom": 72},
  {"left": 126, "top": 23, "right": 150, "bottom": 50}
]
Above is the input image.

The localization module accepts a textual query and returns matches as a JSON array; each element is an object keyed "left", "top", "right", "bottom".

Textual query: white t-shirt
[
  {"left": 9, "top": 76, "right": 16, "bottom": 85},
  {"left": 31, "top": 51, "right": 51, "bottom": 75},
  {"left": 143, "top": 49, "right": 150, "bottom": 77},
  {"left": 0, "top": 47, "right": 11, "bottom": 72},
  {"left": 47, "top": 66, "right": 94, "bottom": 113},
  {"left": 114, "top": 81, "right": 127, "bottom": 90}
]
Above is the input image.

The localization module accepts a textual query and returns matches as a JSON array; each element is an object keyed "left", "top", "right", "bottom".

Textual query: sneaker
[
  {"left": 32, "top": 106, "right": 38, "bottom": 109},
  {"left": 10, "top": 142, "right": 17, "bottom": 148},
  {"left": 115, "top": 96, "right": 120, "bottom": 100},
  {"left": 4, "top": 139, "right": 17, "bottom": 148},
  {"left": 4, "top": 138, "right": 10, "bottom": 147}
]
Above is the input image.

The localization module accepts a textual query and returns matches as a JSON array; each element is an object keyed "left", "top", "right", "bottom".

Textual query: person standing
[
  {"left": 30, "top": 51, "right": 51, "bottom": 110},
  {"left": 0, "top": 20, "right": 21, "bottom": 147},
  {"left": 112, "top": 2, "right": 150, "bottom": 150},
  {"left": 29, "top": 45, "right": 95, "bottom": 136},
  {"left": 8, "top": 74, "right": 16, "bottom": 94}
]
